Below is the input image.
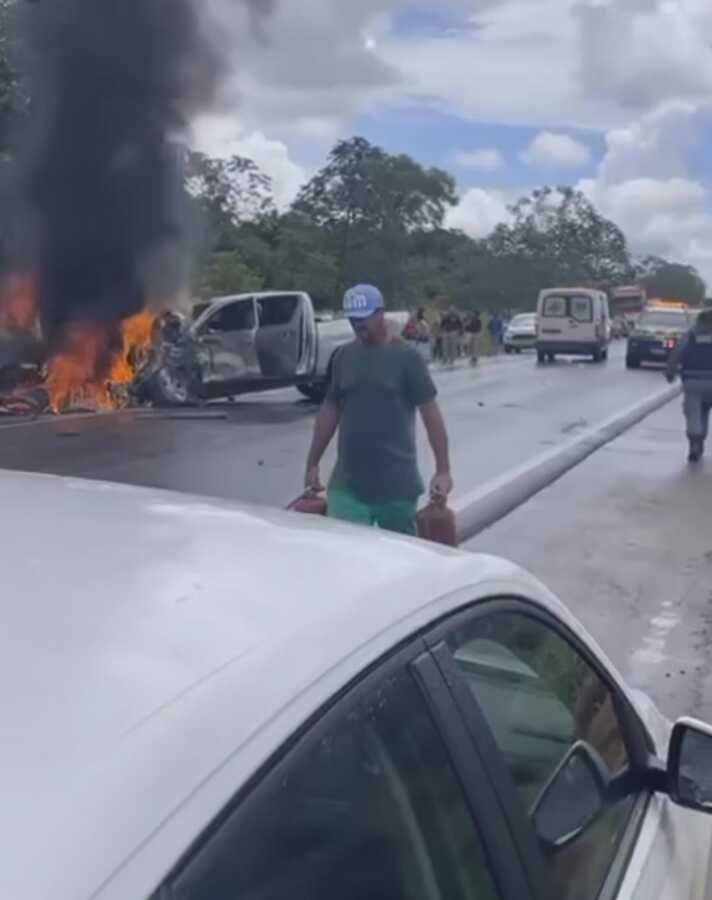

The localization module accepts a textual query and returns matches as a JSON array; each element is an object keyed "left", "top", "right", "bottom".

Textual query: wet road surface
[
  {"left": 2, "top": 342, "right": 708, "bottom": 723},
  {"left": 0, "top": 343, "right": 667, "bottom": 508},
  {"left": 466, "top": 399, "right": 712, "bottom": 723}
]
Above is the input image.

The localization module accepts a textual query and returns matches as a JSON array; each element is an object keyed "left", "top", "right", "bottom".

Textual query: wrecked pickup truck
[{"left": 135, "top": 291, "right": 407, "bottom": 406}]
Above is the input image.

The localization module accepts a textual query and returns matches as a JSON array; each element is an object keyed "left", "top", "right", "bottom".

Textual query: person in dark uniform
[{"left": 667, "top": 309, "right": 712, "bottom": 462}]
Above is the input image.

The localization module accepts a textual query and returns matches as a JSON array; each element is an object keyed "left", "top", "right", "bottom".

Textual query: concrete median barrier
[{"left": 453, "top": 382, "right": 682, "bottom": 544}]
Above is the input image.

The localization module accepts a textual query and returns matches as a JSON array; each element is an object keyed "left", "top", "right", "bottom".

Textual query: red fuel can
[{"left": 417, "top": 501, "right": 458, "bottom": 547}]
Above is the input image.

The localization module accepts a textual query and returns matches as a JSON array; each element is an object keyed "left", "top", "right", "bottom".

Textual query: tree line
[
  {"left": 188, "top": 137, "right": 708, "bottom": 312},
  {"left": 0, "top": 0, "right": 706, "bottom": 314}
]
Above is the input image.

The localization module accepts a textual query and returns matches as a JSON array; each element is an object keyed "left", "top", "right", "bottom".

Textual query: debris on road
[{"left": 0, "top": 387, "right": 49, "bottom": 417}]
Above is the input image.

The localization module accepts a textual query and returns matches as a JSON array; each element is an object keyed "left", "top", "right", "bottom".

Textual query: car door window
[
  {"left": 257, "top": 294, "right": 299, "bottom": 327},
  {"left": 168, "top": 667, "right": 501, "bottom": 900},
  {"left": 447, "top": 611, "right": 634, "bottom": 900},
  {"left": 542, "top": 296, "right": 567, "bottom": 317},
  {"left": 205, "top": 300, "right": 255, "bottom": 333},
  {"left": 570, "top": 295, "right": 593, "bottom": 323}
]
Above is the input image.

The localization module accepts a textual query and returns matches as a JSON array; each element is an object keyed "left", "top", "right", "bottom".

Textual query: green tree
[
  {"left": 295, "top": 137, "right": 457, "bottom": 298},
  {"left": 194, "top": 251, "right": 264, "bottom": 299},
  {"left": 636, "top": 259, "right": 706, "bottom": 306},
  {"left": 186, "top": 152, "right": 275, "bottom": 252},
  {"left": 186, "top": 152, "right": 277, "bottom": 298},
  {"left": 479, "top": 187, "right": 634, "bottom": 310}
]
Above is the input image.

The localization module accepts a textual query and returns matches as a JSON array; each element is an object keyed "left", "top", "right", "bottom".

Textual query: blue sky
[
  {"left": 355, "top": 107, "right": 606, "bottom": 191},
  {"left": 198, "top": 0, "right": 712, "bottom": 282}
]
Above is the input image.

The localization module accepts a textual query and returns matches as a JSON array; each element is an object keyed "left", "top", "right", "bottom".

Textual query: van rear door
[{"left": 539, "top": 292, "right": 595, "bottom": 345}]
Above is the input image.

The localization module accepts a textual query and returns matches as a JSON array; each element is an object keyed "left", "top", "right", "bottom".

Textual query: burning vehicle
[
  {"left": 134, "top": 292, "right": 407, "bottom": 406},
  {"left": 0, "top": 285, "right": 406, "bottom": 413},
  {"left": 1, "top": 0, "right": 275, "bottom": 416}
]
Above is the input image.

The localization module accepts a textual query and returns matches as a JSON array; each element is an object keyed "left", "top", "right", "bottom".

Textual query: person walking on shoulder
[
  {"left": 440, "top": 306, "right": 463, "bottom": 366},
  {"left": 416, "top": 307, "right": 432, "bottom": 364},
  {"left": 305, "top": 284, "right": 453, "bottom": 536},
  {"left": 464, "top": 310, "right": 483, "bottom": 364},
  {"left": 488, "top": 312, "right": 504, "bottom": 353},
  {"left": 667, "top": 308, "right": 712, "bottom": 463}
]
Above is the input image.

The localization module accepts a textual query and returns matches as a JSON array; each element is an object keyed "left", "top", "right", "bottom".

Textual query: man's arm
[
  {"left": 419, "top": 399, "right": 453, "bottom": 500},
  {"left": 305, "top": 400, "right": 340, "bottom": 490}
]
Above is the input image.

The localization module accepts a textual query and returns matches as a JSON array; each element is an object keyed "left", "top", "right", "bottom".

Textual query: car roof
[{"left": 0, "top": 471, "right": 621, "bottom": 899}]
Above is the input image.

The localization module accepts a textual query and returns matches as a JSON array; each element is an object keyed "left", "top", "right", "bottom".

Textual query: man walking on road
[
  {"left": 488, "top": 312, "right": 504, "bottom": 353},
  {"left": 305, "top": 284, "right": 453, "bottom": 536},
  {"left": 667, "top": 308, "right": 712, "bottom": 462},
  {"left": 464, "top": 310, "right": 483, "bottom": 364},
  {"left": 440, "top": 305, "right": 463, "bottom": 366}
]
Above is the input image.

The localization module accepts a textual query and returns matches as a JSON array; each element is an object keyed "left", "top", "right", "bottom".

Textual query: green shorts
[{"left": 327, "top": 486, "right": 418, "bottom": 536}]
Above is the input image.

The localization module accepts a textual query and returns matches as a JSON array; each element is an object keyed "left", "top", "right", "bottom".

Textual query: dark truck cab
[{"left": 626, "top": 306, "right": 693, "bottom": 369}]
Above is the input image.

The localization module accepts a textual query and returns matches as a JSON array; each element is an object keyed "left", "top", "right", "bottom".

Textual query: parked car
[
  {"left": 536, "top": 288, "right": 611, "bottom": 363},
  {"left": 6, "top": 470, "right": 712, "bottom": 900},
  {"left": 135, "top": 292, "right": 408, "bottom": 406},
  {"left": 504, "top": 313, "right": 537, "bottom": 353},
  {"left": 626, "top": 306, "right": 693, "bottom": 369}
]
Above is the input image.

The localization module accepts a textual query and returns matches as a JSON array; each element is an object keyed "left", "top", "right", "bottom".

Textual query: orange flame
[
  {"left": 109, "top": 311, "right": 156, "bottom": 384},
  {"left": 46, "top": 311, "right": 157, "bottom": 414},
  {"left": 45, "top": 322, "right": 113, "bottom": 414}
]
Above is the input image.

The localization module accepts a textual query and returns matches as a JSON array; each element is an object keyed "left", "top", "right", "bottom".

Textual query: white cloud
[
  {"left": 203, "top": 1, "right": 401, "bottom": 143},
  {"left": 522, "top": 131, "right": 590, "bottom": 168},
  {"left": 188, "top": 0, "right": 712, "bottom": 289},
  {"left": 193, "top": 117, "right": 308, "bottom": 209},
  {"left": 382, "top": 0, "right": 593, "bottom": 130},
  {"left": 194, "top": 0, "right": 712, "bottom": 156},
  {"left": 446, "top": 188, "right": 511, "bottom": 238},
  {"left": 596, "top": 101, "right": 705, "bottom": 184},
  {"left": 452, "top": 148, "right": 505, "bottom": 172},
  {"left": 381, "top": 0, "right": 712, "bottom": 131},
  {"left": 575, "top": 0, "right": 712, "bottom": 112},
  {"left": 579, "top": 101, "right": 712, "bottom": 285}
]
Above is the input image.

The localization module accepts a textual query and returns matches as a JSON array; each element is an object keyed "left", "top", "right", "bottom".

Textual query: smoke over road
[{"left": 15, "top": 0, "right": 272, "bottom": 351}]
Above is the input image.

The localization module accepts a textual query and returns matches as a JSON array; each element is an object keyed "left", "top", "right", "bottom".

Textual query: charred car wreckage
[{"left": 1, "top": 292, "right": 400, "bottom": 414}]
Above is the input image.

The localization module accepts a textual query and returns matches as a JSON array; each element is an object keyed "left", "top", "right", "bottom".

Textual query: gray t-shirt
[{"left": 327, "top": 339, "right": 437, "bottom": 503}]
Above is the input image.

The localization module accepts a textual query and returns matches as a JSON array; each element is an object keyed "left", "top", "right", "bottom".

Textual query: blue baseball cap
[{"left": 343, "top": 284, "right": 384, "bottom": 319}]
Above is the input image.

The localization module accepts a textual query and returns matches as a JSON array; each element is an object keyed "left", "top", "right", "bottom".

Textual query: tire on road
[
  {"left": 297, "top": 382, "right": 328, "bottom": 402},
  {"left": 626, "top": 355, "right": 641, "bottom": 370},
  {"left": 537, "top": 350, "right": 546, "bottom": 364},
  {"left": 297, "top": 350, "right": 340, "bottom": 403},
  {"left": 145, "top": 366, "right": 196, "bottom": 407}
]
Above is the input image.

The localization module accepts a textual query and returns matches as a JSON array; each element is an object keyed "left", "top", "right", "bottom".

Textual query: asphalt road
[
  {"left": 0, "top": 342, "right": 668, "bottom": 508},
  {"left": 2, "top": 342, "right": 707, "bottom": 724},
  {"left": 467, "top": 399, "right": 712, "bottom": 723}
]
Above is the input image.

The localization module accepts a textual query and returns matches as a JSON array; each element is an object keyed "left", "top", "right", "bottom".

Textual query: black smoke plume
[{"left": 15, "top": 0, "right": 271, "bottom": 351}]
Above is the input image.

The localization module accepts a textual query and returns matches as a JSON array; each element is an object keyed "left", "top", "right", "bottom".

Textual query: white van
[{"left": 536, "top": 287, "right": 611, "bottom": 363}]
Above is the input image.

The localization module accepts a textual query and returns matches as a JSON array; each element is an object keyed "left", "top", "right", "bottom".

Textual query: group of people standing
[{"left": 403, "top": 306, "right": 506, "bottom": 366}]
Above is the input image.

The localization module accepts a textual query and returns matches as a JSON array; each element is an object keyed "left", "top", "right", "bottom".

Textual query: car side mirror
[
  {"left": 668, "top": 718, "right": 712, "bottom": 813},
  {"left": 531, "top": 741, "right": 610, "bottom": 853}
]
